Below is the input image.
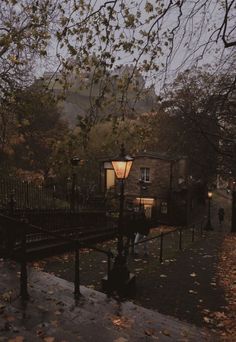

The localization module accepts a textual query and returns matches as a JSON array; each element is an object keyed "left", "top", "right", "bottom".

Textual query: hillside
[{"left": 40, "top": 67, "right": 158, "bottom": 126}]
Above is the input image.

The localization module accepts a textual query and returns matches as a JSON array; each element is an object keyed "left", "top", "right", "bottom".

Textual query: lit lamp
[
  {"left": 105, "top": 144, "right": 135, "bottom": 293},
  {"left": 208, "top": 191, "right": 213, "bottom": 199},
  {"left": 205, "top": 190, "right": 213, "bottom": 231}
]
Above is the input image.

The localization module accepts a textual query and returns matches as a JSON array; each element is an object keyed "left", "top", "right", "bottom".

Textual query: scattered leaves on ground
[
  {"left": 216, "top": 234, "right": 236, "bottom": 340},
  {"left": 43, "top": 337, "right": 55, "bottom": 342},
  {"left": 8, "top": 336, "right": 24, "bottom": 342},
  {"left": 110, "top": 315, "right": 134, "bottom": 330}
]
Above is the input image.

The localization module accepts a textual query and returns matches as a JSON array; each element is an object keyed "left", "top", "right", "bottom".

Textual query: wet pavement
[
  {"left": 0, "top": 190, "right": 231, "bottom": 341},
  {"left": 0, "top": 260, "right": 213, "bottom": 342}
]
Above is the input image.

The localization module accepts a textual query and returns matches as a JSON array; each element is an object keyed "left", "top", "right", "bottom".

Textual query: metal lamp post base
[
  {"left": 102, "top": 255, "right": 136, "bottom": 296},
  {"left": 204, "top": 220, "right": 213, "bottom": 231},
  {"left": 102, "top": 273, "right": 136, "bottom": 296}
]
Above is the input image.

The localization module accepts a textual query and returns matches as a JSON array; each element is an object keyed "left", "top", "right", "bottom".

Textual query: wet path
[{"left": 0, "top": 261, "right": 213, "bottom": 342}]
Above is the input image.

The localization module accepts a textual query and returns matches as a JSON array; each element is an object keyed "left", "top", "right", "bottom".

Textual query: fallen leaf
[
  {"left": 161, "top": 329, "right": 171, "bottom": 336},
  {"left": 144, "top": 329, "right": 156, "bottom": 336},
  {"left": 203, "top": 317, "right": 211, "bottom": 323},
  {"left": 36, "top": 329, "right": 44, "bottom": 337},
  {"left": 43, "top": 337, "right": 55, "bottom": 342},
  {"left": 113, "top": 338, "right": 128, "bottom": 342},
  {"left": 8, "top": 336, "right": 24, "bottom": 342},
  {"left": 2, "top": 291, "right": 12, "bottom": 302},
  {"left": 54, "top": 310, "right": 61, "bottom": 315},
  {"left": 4, "top": 315, "right": 15, "bottom": 322},
  {"left": 110, "top": 316, "right": 133, "bottom": 329},
  {"left": 188, "top": 289, "right": 197, "bottom": 294},
  {"left": 190, "top": 272, "right": 197, "bottom": 277},
  {"left": 50, "top": 320, "right": 58, "bottom": 327}
]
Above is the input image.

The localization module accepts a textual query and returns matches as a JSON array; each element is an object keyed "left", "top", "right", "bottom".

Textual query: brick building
[{"left": 101, "top": 152, "right": 199, "bottom": 225}]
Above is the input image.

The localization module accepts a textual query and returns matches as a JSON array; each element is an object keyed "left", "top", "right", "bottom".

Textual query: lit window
[{"left": 140, "top": 167, "right": 150, "bottom": 182}]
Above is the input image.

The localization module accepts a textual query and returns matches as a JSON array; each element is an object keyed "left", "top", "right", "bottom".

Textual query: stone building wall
[
  {"left": 101, "top": 153, "right": 195, "bottom": 225},
  {"left": 125, "top": 157, "right": 171, "bottom": 199}
]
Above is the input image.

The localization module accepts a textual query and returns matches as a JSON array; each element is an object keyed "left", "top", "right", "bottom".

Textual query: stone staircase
[
  {"left": 0, "top": 260, "right": 214, "bottom": 342},
  {"left": 0, "top": 213, "right": 117, "bottom": 261}
]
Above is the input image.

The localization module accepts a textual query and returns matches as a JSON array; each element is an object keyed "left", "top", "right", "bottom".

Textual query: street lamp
[
  {"left": 70, "top": 156, "right": 80, "bottom": 212},
  {"left": 205, "top": 190, "right": 213, "bottom": 231},
  {"left": 108, "top": 144, "right": 135, "bottom": 293}
]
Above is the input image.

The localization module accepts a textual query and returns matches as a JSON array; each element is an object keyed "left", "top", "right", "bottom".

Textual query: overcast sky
[{"left": 37, "top": 0, "right": 235, "bottom": 94}]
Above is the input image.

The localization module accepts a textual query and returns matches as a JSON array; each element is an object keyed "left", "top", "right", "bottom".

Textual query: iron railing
[
  {"left": 129, "top": 220, "right": 205, "bottom": 264},
  {"left": 0, "top": 213, "right": 114, "bottom": 300}
]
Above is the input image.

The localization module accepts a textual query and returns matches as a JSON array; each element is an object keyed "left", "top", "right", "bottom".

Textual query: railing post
[
  {"left": 20, "top": 223, "right": 29, "bottom": 300},
  {"left": 107, "top": 250, "right": 112, "bottom": 283},
  {"left": 74, "top": 241, "right": 81, "bottom": 299},
  {"left": 159, "top": 233, "right": 163, "bottom": 263},
  {"left": 192, "top": 224, "right": 195, "bottom": 242},
  {"left": 179, "top": 229, "right": 182, "bottom": 251},
  {"left": 200, "top": 221, "right": 203, "bottom": 237}
]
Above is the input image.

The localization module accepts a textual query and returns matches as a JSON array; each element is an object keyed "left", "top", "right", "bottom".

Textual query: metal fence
[
  {"left": 0, "top": 178, "right": 59, "bottom": 210},
  {"left": 0, "top": 177, "right": 106, "bottom": 212}
]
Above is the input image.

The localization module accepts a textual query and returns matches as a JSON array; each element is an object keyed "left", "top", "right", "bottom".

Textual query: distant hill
[{"left": 38, "top": 65, "right": 158, "bottom": 126}]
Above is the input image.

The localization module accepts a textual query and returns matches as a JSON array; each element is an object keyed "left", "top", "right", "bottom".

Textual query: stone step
[
  {"left": 10, "top": 231, "right": 116, "bottom": 261},
  {"left": 0, "top": 261, "right": 214, "bottom": 342}
]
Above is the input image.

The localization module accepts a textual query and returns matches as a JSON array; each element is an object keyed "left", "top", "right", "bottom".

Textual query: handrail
[
  {"left": 0, "top": 213, "right": 113, "bottom": 300},
  {"left": 133, "top": 219, "right": 205, "bottom": 247},
  {"left": 0, "top": 213, "right": 113, "bottom": 254}
]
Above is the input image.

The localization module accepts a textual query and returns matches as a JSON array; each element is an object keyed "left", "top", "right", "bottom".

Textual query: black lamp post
[
  {"left": 205, "top": 190, "right": 213, "bottom": 231},
  {"left": 70, "top": 156, "right": 80, "bottom": 212},
  {"left": 107, "top": 144, "right": 135, "bottom": 293}
]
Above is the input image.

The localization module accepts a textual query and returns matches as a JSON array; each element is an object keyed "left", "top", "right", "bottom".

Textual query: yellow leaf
[
  {"left": 144, "top": 329, "right": 156, "bottom": 336},
  {"left": 190, "top": 272, "right": 197, "bottom": 277},
  {"left": 162, "top": 329, "right": 171, "bottom": 336},
  {"left": 5, "top": 315, "right": 15, "bottom": 322},
  {"left": 2, "top": 291, "right": 12, "bottom": 302},
  {"left": 43, "top": 337, "right": 55, "bottom": 342},
  {"left": 8, "top": 336, "right": 24, "bottom": 342}
]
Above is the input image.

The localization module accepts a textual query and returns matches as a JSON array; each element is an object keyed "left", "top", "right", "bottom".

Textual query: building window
[
  {"left": 106, "top": 169, "right": 115, "bottom": 190},
  {"left": 140, "top": 167, "right": 150, "bottom": 182}
]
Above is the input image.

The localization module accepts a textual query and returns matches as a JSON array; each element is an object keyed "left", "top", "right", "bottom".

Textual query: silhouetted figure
[
  {"left": 218, "top": 208, "right": 225, "bottom": 225},
  {"left": 122, "top": 210, "right": 137, "bottom": 256},
  {"left": 134, "top": 211, "right": 150, "bottom": 256}
]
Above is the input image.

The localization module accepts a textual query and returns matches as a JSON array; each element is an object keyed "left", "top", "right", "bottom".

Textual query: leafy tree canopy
[{"left": 1, "top": 0, "right": 235, "bottom": 110}]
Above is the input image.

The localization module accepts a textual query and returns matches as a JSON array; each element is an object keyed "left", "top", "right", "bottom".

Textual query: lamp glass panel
[
  {"left": 112, "top": 160, "right": 133, "bottom": 179},
  {"left": 124, "top": 160, "right": 133, "bottom": 178}
]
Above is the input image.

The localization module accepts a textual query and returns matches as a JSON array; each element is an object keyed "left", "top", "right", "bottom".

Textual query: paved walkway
[
  {"left": 0, "top": 261, "right": 213, "bottom": 342},
  {"left": 132, "top": 232, "right": 227, "bottom": 328},
  {"left": 130, "top": 190, "right": 232, "bottom": 328}
]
